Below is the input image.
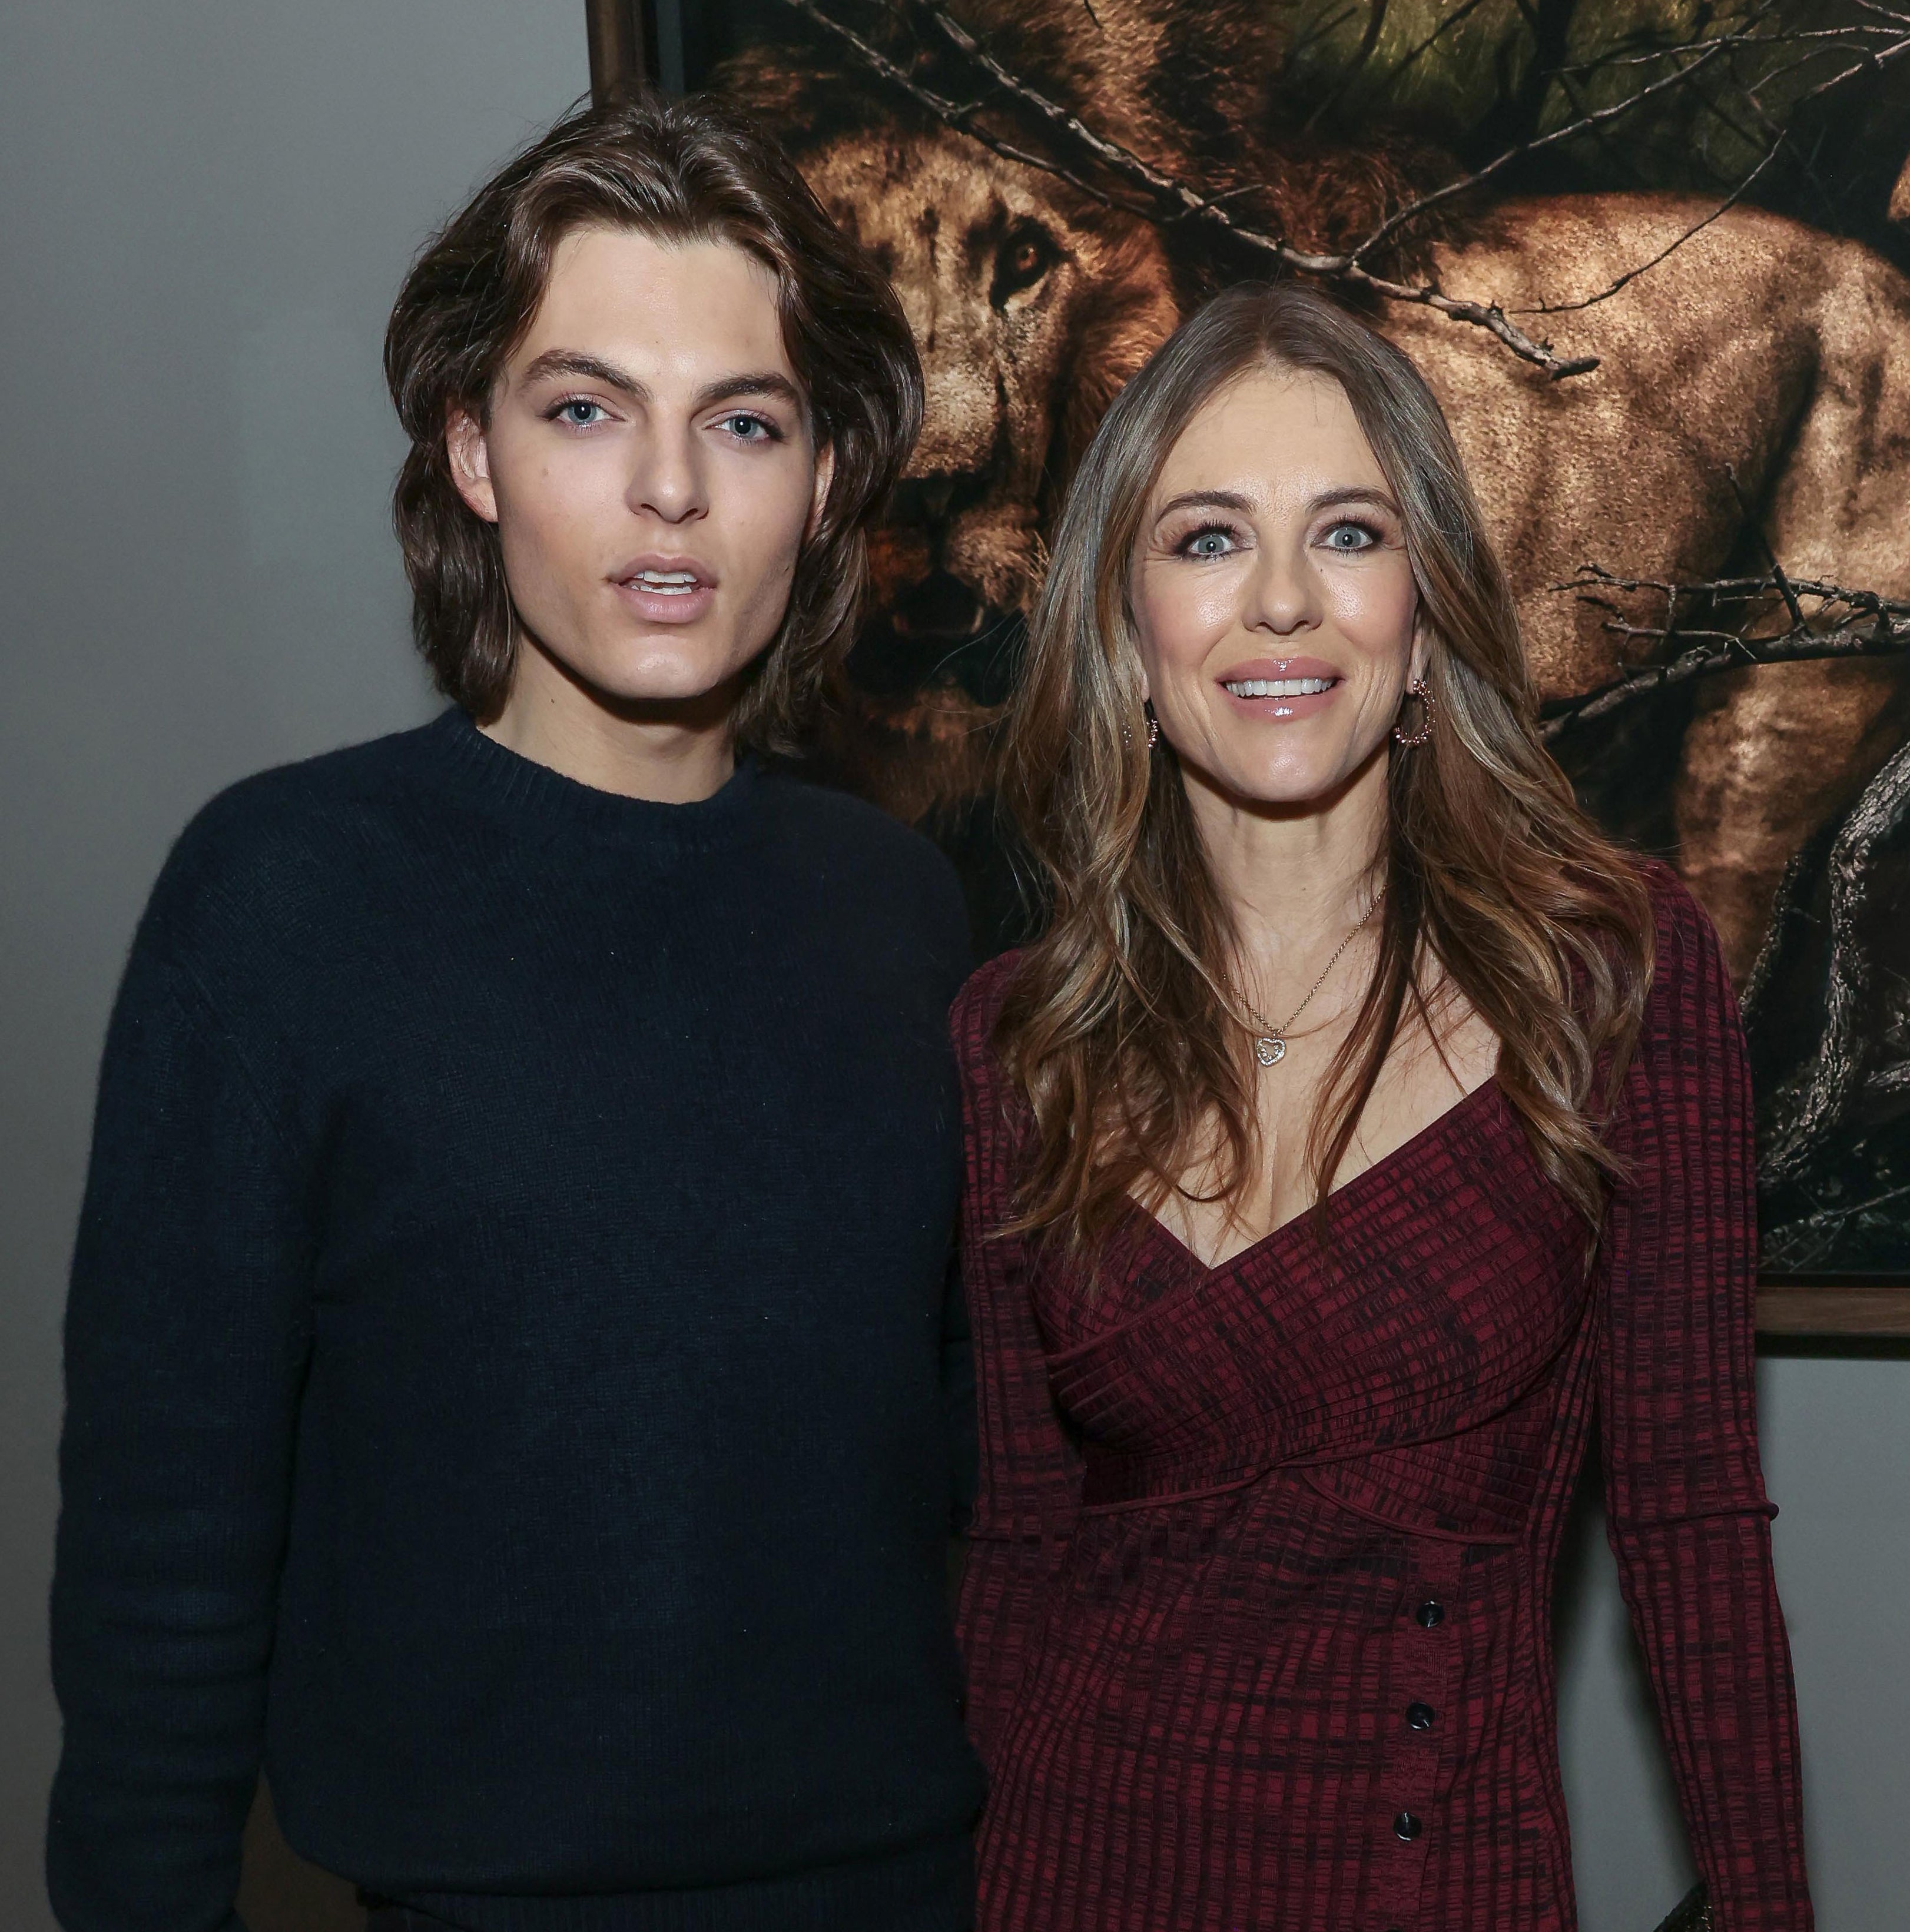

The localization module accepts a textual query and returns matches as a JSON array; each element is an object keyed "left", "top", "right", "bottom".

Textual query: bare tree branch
[
  {"left": 1512, "top": 140, "right": 1783, "bottom": 316},
  {"left": 894, "top": 0, "right": 1600, "bottom": 377},
  {"left": 772, "top": 0, "right": 1153, "bottom": 211},
  {"left": 773, "top": 1, "right": 1905, "bottom": 383},
  {"left": 1350, "top": 11, "right": 1765, "bottom": 264},
  {"left": 1539, "top": 564, "right": 1910, "bottom": 741}
]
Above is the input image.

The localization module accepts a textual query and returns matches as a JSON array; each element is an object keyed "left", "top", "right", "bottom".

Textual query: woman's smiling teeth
[{"left": 1223, "top": 676, "right": 1334, "bottom": 698}]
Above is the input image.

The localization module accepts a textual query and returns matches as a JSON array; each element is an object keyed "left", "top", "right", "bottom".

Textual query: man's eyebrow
[
  {"left": 695, "top": 371, "right": 805, "bottom": 411},
  {"left": 516, "top": 350, "right": 646, "bottom": 395}
]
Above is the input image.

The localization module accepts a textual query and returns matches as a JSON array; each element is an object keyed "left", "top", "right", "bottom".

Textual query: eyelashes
[
  {"left": 540, "top": 396, "right": 787, "bottom": 444},
  {"left": 546, "top": 396, "right": 610, "bottom": 428},
  {"left": 1166, "top": 516, "right": 1390, "bottom": 559},
  {"left": 714, "top": 410, "right": 785, "bottom": 444},
  {"left": 1175, "top": 522, "right": 1242, "bottom": 559}
]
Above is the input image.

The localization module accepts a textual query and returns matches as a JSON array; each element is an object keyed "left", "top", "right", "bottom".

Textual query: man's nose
[{"left": 626, "top": 427, "right": 707, "bottom": 523}]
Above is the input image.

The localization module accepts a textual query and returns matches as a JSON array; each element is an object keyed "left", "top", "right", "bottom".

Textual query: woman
[
  {"left": 953, "top": 283, "right": 1809, "bottom": 1931},
  {"left": 50, "top": 94, "right": 980, "bottom": 1932}
]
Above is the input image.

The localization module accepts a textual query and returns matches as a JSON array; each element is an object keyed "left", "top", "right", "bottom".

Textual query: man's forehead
[{"left": 514, "top": 227, "right": 792, "bottom": 373}]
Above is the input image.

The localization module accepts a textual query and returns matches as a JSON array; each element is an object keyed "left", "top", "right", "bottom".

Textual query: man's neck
[{"left": 480, "top": 645, "right": 739, "bottom": 804}]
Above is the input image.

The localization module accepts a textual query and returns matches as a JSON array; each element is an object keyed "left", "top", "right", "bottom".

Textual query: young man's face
[{"left": 448, "top": 225, "right": 832, "bottom": 718}]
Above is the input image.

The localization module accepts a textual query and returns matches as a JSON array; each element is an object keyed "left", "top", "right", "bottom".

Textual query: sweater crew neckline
[{"left": 420, "top": 706, "right": 766, "bottom": 852}]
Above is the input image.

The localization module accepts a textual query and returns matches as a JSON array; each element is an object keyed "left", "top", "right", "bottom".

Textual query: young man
[{"left": 48, "top": 94, "right": 981, "bottom": 1932}]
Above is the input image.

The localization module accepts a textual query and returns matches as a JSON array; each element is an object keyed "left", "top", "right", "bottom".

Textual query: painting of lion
[{"left": 705, "top": 3, "right": 1910, "bottom": 1269}]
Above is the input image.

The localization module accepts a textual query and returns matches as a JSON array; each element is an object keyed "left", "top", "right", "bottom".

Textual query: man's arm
[{"left": 49, "top": 934, "right": 314, "bottom": 1932}]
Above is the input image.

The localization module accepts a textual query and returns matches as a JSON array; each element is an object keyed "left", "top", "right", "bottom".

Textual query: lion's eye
[{"left": 992, "top": 223, "right": 1059, "bottom": 306}]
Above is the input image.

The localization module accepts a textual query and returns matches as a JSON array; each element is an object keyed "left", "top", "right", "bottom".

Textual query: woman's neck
[{"left": 1183, "top": 751, "right": 1389, "bottom": 974}]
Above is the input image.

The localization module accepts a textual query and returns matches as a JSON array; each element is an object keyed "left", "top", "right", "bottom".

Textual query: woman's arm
[
  {"left": 949, "top": 961, "right": 1083, "bottom": 1767},
  {"left": 1598, "top": 872, "right": 1812, "bottom": 1930}
]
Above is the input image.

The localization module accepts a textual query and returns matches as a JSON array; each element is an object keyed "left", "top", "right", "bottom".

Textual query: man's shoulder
[
  {"left": 764, "top": 768, "right": 939, "bottom": 862},
  {"left": 142, "top": 718, "right": 449, "bottom": 958},
  {"left": 764, "top": 771, "right": 971, "bottom": 935}
]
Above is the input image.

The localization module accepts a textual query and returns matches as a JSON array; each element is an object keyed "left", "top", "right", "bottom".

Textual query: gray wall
[
  {"left": 0, "top": 5, "right": 585, "bottom": 1925},
  {"left": 0, "top": 7, "right": 1903, "bottom": 1930}
]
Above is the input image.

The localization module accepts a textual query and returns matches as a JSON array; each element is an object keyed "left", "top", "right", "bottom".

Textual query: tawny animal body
[{"left": 803, "top": 126, "right": 1910, "bottom": 978}]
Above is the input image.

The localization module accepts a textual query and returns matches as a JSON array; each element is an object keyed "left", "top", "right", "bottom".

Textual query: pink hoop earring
[{"left": 1392, "top": 676, "right": 1435, "bottom": 749}]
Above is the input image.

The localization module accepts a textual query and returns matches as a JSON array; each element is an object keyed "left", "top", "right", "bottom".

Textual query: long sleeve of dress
[
  {"left": 950, "top": 961, "right": 1083, "bottom": 1767},
  {"left": 48, "top": 927, "right": 316, "bottom": 1932},
  {"left": 1597, "top": 874, "right": 1812, "bottom": 1930}
]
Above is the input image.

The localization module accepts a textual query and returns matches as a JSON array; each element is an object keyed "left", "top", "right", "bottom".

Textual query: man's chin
[{"left": 510, "top": 628, "right": 755, "bottom": 733}]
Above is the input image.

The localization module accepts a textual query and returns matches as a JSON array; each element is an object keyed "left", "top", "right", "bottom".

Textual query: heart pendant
[{"left": 1255, "top": 1035, "right": 1285, "bottom": 1067}]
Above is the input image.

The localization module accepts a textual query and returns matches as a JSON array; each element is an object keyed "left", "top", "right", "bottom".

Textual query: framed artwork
[{"left": 593, "top": 2, "right": 1910, "bottom": 1332}]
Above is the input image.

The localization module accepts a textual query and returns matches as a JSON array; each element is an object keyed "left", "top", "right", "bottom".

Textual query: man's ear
[
  {"left": 445, "top": 406, "right": 499, "bottom": 525},
  {"left": 804, "top": 441, "right": 836, "bottom": 543}
]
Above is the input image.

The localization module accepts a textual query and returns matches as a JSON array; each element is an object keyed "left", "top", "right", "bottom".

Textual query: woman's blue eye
[
  {"left": 1324, "top": 522, "right": 1376, "bottom": 551},
  {"left": 1186, "top": 529, "right": 1235, "bottom": 558}
]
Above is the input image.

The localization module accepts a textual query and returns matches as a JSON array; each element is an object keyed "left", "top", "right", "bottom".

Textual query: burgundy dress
[{"left": 953, "top": 867, "right": 1810, "bottom": 1931}]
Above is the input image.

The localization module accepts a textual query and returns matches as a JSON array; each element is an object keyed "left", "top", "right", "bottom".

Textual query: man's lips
[{"left": 609, "top": 556, "right": 717, "bottom": 623}]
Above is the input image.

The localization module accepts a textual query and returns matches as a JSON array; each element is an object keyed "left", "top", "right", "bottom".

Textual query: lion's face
[{"left": 800, "top": 125, "right": 1182, "bottom": 709}]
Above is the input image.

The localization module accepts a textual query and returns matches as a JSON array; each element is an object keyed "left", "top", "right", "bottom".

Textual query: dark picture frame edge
[
  {"left": 583, "top": 2, "right": 1908, "bottom": 1338},
  {"left": 586, "top": 0, "right": 648, "bottom": 104}
]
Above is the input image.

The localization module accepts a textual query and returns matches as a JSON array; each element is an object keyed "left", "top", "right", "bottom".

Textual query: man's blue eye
[
  {"left": 726, "top": 414, "right": 770, "bottom": 439},
  {"left": 559, "top": 400, "right": 604, "bottom": 426}
]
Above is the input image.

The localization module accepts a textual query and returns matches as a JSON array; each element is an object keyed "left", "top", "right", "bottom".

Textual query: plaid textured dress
[{"left": 953, "top": 867, "right": 1811, "bottom": 1932}]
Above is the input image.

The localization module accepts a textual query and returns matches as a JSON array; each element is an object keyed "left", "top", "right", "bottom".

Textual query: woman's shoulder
[
  {"left": 950, "top": 949, "right": 1029, "bottom": 1078},
  {"left": 1633, "top": 856, "right": 1733, "bottom": 1004},
  {"left": 1616, "top": 858, "right": 1740, "bottom": 1084}
]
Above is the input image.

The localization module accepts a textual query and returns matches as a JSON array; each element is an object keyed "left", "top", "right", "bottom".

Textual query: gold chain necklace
[{"left": 1230, "top": 891, "right": 1384, "bottom": 1068}]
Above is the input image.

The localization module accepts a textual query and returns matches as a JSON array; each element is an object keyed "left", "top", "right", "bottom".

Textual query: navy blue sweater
[{"left": 48, "top": 712, "right": 983, "bottom": 1932}]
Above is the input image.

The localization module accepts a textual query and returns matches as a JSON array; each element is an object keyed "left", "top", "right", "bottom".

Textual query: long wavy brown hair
[
  {"left": 383, "top": 89, "right": 921, "bottom": 756},
  {"left": 995, "top": 282, "right": 1654, "bottom": 1254}
]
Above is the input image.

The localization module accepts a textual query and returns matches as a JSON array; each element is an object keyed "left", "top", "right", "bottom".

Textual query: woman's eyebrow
[
  {"left": 1310, "top": 484, "right": 1400, "bottom": 516},
  {"left": 1154, "top": 489, "right": 1254, "bottom": 520}
]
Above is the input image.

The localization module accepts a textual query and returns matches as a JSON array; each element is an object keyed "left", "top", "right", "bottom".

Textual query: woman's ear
[
  {"left": 445, "top": 406, "right": 499, "bottom": 524},
  {"left": 805, "top": 442, "right": 837, "bottom": 543}
]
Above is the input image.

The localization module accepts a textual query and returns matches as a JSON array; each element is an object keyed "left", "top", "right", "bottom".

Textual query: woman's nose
[{"left": 1245, "top": 545, "right": 1320, "bottom": 635}]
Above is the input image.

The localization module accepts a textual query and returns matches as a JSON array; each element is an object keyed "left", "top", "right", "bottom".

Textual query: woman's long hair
[{"left": 996, "top": 282, "right": 1654, "bottom": 1255}]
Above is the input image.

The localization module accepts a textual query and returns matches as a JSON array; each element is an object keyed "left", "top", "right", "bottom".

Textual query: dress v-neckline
[{"left": 1126, "top": 1072, "right": 1508, "bottom": 1279}]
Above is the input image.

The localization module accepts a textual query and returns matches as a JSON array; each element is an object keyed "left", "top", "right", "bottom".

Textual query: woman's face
[
  {"left": 1130, "top": 366, "right": 1421, "bottom": 810},
  {"left": 448, "top": 225, "right": 831, "bottom": 714}
]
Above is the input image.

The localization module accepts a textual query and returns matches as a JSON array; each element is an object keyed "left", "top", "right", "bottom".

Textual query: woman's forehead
[{"left": 1153, "top": 368, "right": 1385, "bottom": 502}]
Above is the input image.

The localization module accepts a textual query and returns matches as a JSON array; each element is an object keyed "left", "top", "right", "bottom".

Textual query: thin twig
[
  {"left": 775, "top": 0, "right": 1152, "bottom": 212},
  {"left": 1351, "top": 15, "right": 1760, "bottom": 264},
  {"left": 907, "top": 1, "right": 1600, "bottom": 377},
  {"left": 1513, "top": 140, "right": 1783, "bottom": 315},
  {"left": 1540, "top": 564, "right": 1910, "bottom": 741},
  {"left": 774, "top": 1, "right": 1901, "bottom": 383}
]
